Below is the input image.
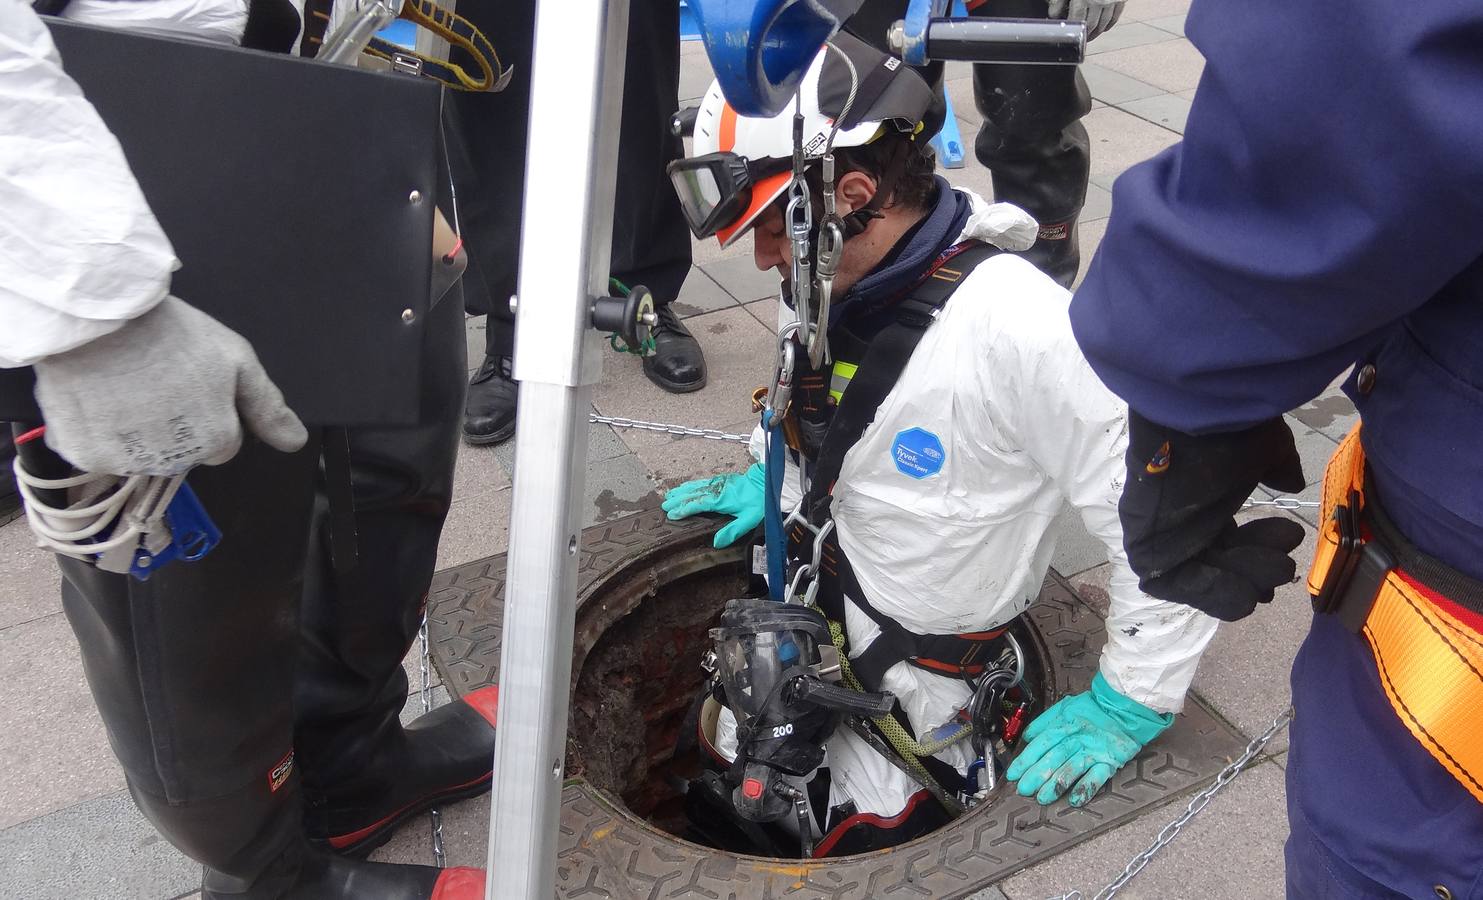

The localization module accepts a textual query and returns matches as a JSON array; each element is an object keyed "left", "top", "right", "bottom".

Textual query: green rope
[{"left": 827, "top": 620, "right": 972, "bottom": 766}]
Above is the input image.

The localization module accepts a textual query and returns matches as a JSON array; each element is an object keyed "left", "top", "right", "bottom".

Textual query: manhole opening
[{"left": 565, "top": 550, "right": 1056, "bottom": 857}]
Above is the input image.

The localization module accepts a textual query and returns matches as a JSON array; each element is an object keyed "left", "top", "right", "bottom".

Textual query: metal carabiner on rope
[
  {"left": 810, "top": 219, "right": 843, "bottom": 369},
  {"left": 767, "top": 331, "right": 797, "bottom": 428},
  {"left": 786, "top": 184, "right": 814, "bottom": 343}
]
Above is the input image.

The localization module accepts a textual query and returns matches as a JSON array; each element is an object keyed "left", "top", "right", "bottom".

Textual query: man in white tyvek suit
[
  {"left": 2, "top": 2, "right": 491, "bottom": 896},
  {"left": 662, "top": 35, "right": 1220, "bottom": 853}
]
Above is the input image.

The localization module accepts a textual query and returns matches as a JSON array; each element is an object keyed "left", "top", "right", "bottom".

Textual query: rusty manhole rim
[
  {"left": 428, "top": 510, "right": 1249, "bottom": 898},
  {"left": 562, "top": 521, "right": 1063, "bottom": 867}
]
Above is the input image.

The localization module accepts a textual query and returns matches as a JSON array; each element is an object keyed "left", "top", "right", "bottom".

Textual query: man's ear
[{"left": 834, "top": 170, "right": 879, "bottom": 215}]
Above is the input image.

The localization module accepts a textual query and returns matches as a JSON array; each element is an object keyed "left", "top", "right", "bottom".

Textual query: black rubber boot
[
  {"left": 295, "top": 293, "right": 497, "bottom": 855},
  {"left": 643, "top": 304, "right": 708, "bottom": 393},
  {"left": 971, "top": 0, "right": 1092, "bottom": 289},
  {"left": 0, "top": 430, "right": 19, "bottom": 526},
  {"left": 312, "top": 686, "right": 500, "bottom": 855},
  {"left": 461, "top": 352, "right": 517, "bottom": 445}
]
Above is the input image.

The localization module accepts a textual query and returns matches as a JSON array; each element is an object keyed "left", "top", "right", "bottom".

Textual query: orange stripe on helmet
[{"left": 719, "top": 102, "right": 738, "bottom": 153}]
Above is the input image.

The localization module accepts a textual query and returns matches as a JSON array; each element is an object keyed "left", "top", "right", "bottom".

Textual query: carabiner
[
  {"left": 768, "top": 335, "right": 797, "bottom": 428},
  {"left": 786, "top": 187, "right": 813, "bottom": 340},
  {"left": 809, "top": 219, "right": 845, "bottom": 368}
]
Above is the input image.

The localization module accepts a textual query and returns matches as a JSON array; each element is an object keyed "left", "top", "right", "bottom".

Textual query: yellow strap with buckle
[
  {"left": 364, "top": 0, "right": 513, "bottom": 92},
  {"left": 1308, "top": 426, "right": 1483, "bottom": 803}
]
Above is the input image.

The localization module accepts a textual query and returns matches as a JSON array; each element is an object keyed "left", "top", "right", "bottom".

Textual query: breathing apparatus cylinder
[{"left": 711, "top": 598, "right": 894, "bottom": 822}]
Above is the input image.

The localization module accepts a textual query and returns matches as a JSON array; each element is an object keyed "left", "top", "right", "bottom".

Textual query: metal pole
[{"left": 485, "top": 0, "right": 631, "bottom": 894}]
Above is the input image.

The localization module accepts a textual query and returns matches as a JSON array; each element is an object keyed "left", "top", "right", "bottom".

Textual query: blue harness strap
[{"left": 762, "top": 408, "right": 788, "bottom": 601}]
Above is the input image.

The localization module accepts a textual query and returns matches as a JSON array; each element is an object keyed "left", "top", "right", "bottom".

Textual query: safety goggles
[{"left": 667, "top": 152, "right": 792, "bottom": 240}]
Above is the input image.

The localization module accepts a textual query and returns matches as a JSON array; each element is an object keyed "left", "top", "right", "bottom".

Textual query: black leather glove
[{"left": 1119, "top": 411, "right": 1308, "bottom": 621}]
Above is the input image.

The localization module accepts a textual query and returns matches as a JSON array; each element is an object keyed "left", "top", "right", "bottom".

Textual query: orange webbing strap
[{"left": 1306, "top": 425, "right": 1483, "bottom": 803}]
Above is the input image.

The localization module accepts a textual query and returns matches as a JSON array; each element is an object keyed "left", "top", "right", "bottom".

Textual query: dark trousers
[
  {"left": 53, "top": 292, "right": 466, "bottom": 881},
  {"left": 848, "top": 0, "right": 1092, "bottom": 289},
  {"left": 445, "top": 0, "right": 692, "bottom": 359}
]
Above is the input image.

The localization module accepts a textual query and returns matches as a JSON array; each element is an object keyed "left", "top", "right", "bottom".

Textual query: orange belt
[{"left": 1307, "top": 426, "right": 1483, "bottom": 803}]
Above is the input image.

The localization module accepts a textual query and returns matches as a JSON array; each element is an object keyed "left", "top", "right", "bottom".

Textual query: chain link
[
  {"left": 588, "top": 414, "right": 752, "bottom": 445},
  {"left": 1045, "top": 707, "right": 1293, "bottom": 900},
  {"left": 418, "top": 615, "right": 446, "bottom": 868},
  {"left": 1243, "top": 497, "right": 1321, "bottom": 510},
  {"left": 588, "top": 413, "right": 1328, "bottom": 516}
]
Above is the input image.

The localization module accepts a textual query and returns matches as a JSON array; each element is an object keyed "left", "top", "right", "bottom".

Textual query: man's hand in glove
[
  {"left": 1007, "top": 672, "right": 1173, "bottom": 807},
  {"left": 33, "top": 297, "right": 308, "bottom": 476},
  {"left": 661, "top": 463, "right": 766, "bottom": 548},
  {"left": 1119, "top": 411, "right": 1308, "bottom": 621},
  {"left": 1048, "top": 0, "right": 1125, "bottom": 40}
]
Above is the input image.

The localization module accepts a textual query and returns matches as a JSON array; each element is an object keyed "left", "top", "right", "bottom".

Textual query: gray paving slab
[
  {"left": 1289, "top": 382, "right": 1358, "bottom": 444},
  {"left": 0, "top": 613, "right": 124, "bottom": 830},
  {"left": 965, "top": 887, "right": 1010, "bottom": 900},
  {"left": 1176, "top": 87, "right": 1198, "bottom": 102},
  {"left": 464, "top": 313, "right": 486, "bottom": 372},
  {"left": 1188, "top": 508, "right": 1314, "bottom": 757},
  {"left": 0, "top": 789, "right": 198, "bottom": 900},
  {"left": 1086, "top": 21, "right": 1181, "bottom": 56},
  {"left": 435, "top": 486, "right": 511, "bottom": 571},
  {"left": 1066, "top": 562, "right": 1113, "bottom": 615},
  {"left": 450, "top": 442, "right": 511, "bottom": 505},
  {"left": 669, "top": 266, "right": 739, "bottom": 318},
  {"left": 1093, "top": 38, "right": 1205, "bottom": 95},
  {"left": 0, "top": 515, "right": 62, "bottom": 630},
  {"left": 677, "top": 46, "right": 714, "bottom": 104},
  {"left": 742, "top": 298, "right": 778, "bottom": 333},
  {"left": 1118, "top": 92, "right": 1192, "bottom": 134},
  {"left": 1075, "top": 216, "right": 1110, "bottom": 288},
  {"left": 698, "top": 253, "right": 781, "bottom": 304},
  {"left": 592, "top": 307, "right": 776, "bottom": 436},
  {"left": 1085, "top": 105, "right": 1182, "bottom": 191},
  {"left": 1079, "top": 62, "right": 1166, "bottom": 107},
  {"left": 582, "top": 453, "right": 663, "bottom": 527},
  {"left": 1146, "top": 12, "right": 1188, "bottom": 37},
  {"left": 614, "top": 417, "right": 756, "bottom": 491},
  {"left": 1118, "top": 0, "right": 1192, "bottom": 23},
  {"left": 1001, "top": 761, "right": 1287, "bottom": 900},
  {"left": 1049, "top": 504, "right": 1112, "bottom": 577},
  {"left": 1084, "top": 181, "right": 1113, "bottom": 222},
  {"left": 491, "top": 408, "right": 631, "bottom": 479}
]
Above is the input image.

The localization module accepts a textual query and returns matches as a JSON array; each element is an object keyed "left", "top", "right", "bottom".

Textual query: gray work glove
[
  {"left": 32, "top": 296, "right": 308, "bottom": 476},
  {"left": 1049, "top": 0, "right": 1125, "bottom": 40}
]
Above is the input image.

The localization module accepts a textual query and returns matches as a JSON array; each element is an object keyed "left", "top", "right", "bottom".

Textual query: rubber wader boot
[
  {"left": 971, "top": 0, "right": 1092, "bottom": 289},
  {"left": 643, "top": 303, "right": 708, "bottom": 393},
  {"left": 296, "top": 292, "right": 501, "bottom": 854}
]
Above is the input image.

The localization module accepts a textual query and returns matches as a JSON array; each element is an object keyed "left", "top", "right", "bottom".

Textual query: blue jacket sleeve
[{"left": 1068, "top": 0, "right": 1483, "bottom": 433}]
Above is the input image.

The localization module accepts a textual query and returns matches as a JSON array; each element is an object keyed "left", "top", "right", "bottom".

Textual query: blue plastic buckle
[{"left": 128, "top": 481, "right": 222, "bottom": 581}]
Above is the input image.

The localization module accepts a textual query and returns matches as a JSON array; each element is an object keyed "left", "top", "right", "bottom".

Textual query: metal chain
[
  {"left": 1243, "top": 497, "right": 1321, "bottom": 509},
  {"left": 418, "top": 615, "right": 447, "bottom": 868},
  {"left": 588, "top": 414, "right": 751, "bottom": 445},
  {"left": 588, "top": 414, "right": 1325, "bottom": 517},
  {"left": 1045, "top": 707, "right": 1294, "bottom": 900}
]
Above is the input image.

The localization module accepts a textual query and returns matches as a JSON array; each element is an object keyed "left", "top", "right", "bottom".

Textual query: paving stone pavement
[{"left": 0, "top": 6, "right": 1330, "bottom": 896}]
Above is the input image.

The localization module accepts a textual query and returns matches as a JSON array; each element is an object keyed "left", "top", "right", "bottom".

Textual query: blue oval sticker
[{"left": 892, "top": 427, "right": 945, "bottom": 479}]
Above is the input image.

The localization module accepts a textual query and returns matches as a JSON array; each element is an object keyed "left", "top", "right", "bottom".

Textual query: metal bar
[
  {"left": 924, "top": 17, "right": 1084, "bottom": 64},
  {"left": 484, "top": 0, "right": 631, "bottom": 893}
]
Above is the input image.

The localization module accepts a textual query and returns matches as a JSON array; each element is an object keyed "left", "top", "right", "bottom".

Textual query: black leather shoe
[
  {"left": 312, "top": 686, "right": 500, "bottom": 856},
  {"left": 642, "top": 305, "right": 708, "bottom": 393},
  {"left": 462, "top": 354, "right": 517, "bottom": 445}
]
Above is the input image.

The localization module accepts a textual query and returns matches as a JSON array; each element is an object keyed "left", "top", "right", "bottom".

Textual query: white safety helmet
[{"left": 668, "top": 32, "right": 937, "bottom": 248}]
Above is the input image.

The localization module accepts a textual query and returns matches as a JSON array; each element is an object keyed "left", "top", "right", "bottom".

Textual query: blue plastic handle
[
  {"left": 689, "top": 0, "right": 865, "bottom": 116},
  {"left": 129, "top": 481, "right": 222, "bottom": 581}
]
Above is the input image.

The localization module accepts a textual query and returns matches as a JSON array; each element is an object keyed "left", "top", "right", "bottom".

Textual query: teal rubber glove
[
  {"left": 661, "top": 463, "right": 767, "bottom": 548},
  {"left": 1005, "top": 672, "right": 1173, "bottom": 807}
]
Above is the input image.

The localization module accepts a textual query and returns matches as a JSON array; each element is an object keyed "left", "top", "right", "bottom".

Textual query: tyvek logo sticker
[{"left": 892, "top": 428, "right": 945, "bottom": 479}]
